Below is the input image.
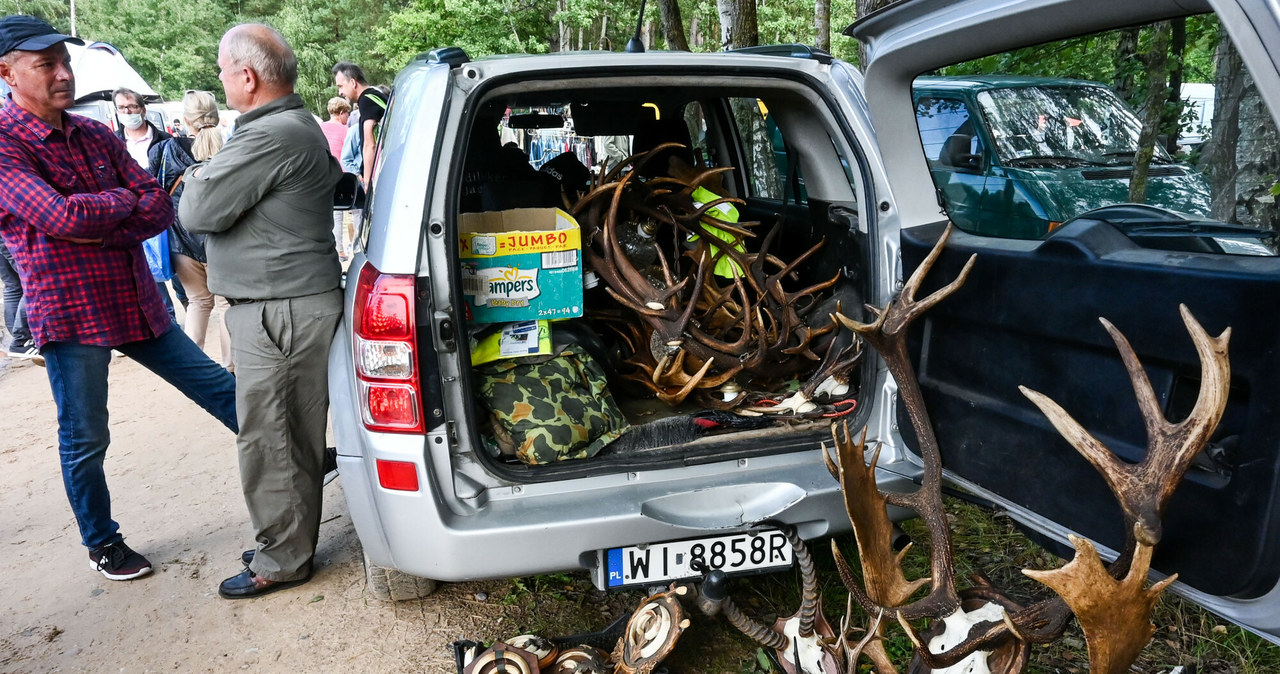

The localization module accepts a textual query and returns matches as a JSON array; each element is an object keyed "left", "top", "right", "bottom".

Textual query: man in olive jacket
[{"left": 179, "top": 23, "right": 343, "bottom": 599}]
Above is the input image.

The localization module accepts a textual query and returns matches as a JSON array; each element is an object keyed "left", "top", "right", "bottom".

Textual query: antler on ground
[{"left": 1023, "top": 530, "right": 1175, "bottom": 674}]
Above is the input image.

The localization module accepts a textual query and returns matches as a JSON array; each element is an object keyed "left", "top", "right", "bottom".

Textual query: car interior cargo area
[{"left": 448, "top": 77, "right": 873, "bottom": 475}]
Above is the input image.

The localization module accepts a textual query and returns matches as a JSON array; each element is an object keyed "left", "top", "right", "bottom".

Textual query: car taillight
[{"left": 353, "top": 263, "right": 424, "bottom": 433}]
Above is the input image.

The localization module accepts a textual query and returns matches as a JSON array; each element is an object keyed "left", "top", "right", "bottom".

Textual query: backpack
[{"left": 156, "top": 139, "right": 208, "bottom": 263}]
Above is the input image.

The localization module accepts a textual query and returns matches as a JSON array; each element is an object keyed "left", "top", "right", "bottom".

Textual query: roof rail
[
  {"left": 729, "top": 44, "right": 834, "bottom": 64},
  {"left": 414, "top": 47, "right": 471, "bottom": 68}
]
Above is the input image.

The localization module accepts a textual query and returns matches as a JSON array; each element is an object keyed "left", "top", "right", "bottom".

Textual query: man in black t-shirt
[{"left": 331, "top": 61, "right": 386, "bottom": 187}]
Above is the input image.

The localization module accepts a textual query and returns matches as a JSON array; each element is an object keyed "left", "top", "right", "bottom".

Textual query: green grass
[
  {"left": 671, "top": 498, "right": 1279, "bottom": 672},
  {"left": 488, "top": 497, "right": 1279, "bottom": 672}
]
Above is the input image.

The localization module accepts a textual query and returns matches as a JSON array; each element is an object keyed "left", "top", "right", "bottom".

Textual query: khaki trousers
[{"left": 225, "top": 289, "right": 342, "bottom": 581}]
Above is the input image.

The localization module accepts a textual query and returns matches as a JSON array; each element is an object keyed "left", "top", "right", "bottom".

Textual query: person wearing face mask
[
  {"left": 113, "top": 88, "right": 170, "bottom": 170},
  {"left": 113, "top": 87, "right": 185, "bottom": 321}
]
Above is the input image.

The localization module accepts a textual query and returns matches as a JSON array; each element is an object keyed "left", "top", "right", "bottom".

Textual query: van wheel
[{"left": 362, "top": 549, "right": 438, "bottom": 601}]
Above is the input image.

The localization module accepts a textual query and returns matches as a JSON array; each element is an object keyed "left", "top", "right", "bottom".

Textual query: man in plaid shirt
[{"left": 0, "top": 15, "right": 238, "bottom": 582}]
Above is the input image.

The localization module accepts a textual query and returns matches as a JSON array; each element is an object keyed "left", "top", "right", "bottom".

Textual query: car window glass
[
  {"left": 728, "top": 97, "right": 807, "bottom": 203},
  {"left": 916, "top": 97, "right": 973, "bottom": 162},
  {"left": 916, "top": 13, "right": 1280, "bottom": 252}
]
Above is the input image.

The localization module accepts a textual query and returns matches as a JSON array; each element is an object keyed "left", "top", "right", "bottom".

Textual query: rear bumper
[{"left": 337, "top": 444, "right": 921, "bottom": 585}]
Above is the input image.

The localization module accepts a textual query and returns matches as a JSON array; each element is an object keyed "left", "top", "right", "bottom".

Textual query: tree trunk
[
  {"left": 1112, "top": 28, "right": 1141, "bottom": 106},
  {"left": 1197, "top": 33, "right": 1280, "bottom": 227},
  {"left": 554, "top": 0, "right": 566, "bottom": 52},
  {"left": 1232, "top": 80, "right": 1280, "bottom": 227},
  {"left": 855, "top": 0, "right": 894, "bottom": 67},
  {"left": 1129, "top": 22, "right": 1171, "bottom": 204},
  {"left": 731, "top": 99, "right": 779, "bottom": 198},
  {"left": 1200, "top": 28, "right": 1244, "bottom": 222},
  {"left": 599, "top": 13, "right": 609, "bottom": 51},
  {"left": 718, "top": 0, "right": 758, "bottom": 50},
  {"left": 1162, "top": 17, "right": 1186, "bottom": 154},
  {"left": 815, "top": 0, "right": 830, "bottom": 52},
  {"left": 656, "top": 0, "right": 691, "bottom": 51}
]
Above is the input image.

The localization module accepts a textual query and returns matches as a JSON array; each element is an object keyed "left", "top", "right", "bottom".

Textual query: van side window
[{"left": 916, "top": 97, "right": 975, "bottom": 164}]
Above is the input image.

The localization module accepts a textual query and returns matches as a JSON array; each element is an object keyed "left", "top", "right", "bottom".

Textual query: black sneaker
[{"left": 88, "top": 541, "right": 153, "bottom": 580}]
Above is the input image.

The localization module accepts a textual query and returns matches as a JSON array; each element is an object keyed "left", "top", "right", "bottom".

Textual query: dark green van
[{"left": 913, "top": 75, "right": 1212, "bottom": 238}]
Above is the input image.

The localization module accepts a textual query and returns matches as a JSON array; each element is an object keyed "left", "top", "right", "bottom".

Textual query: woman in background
[{"left": 148, "top": 90, "right": 234, "bottom": 371}]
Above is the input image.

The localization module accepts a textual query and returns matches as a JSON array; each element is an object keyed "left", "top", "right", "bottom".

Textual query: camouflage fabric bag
[{"left": 477, "top": 343, "right": 629, "bottom": 465}]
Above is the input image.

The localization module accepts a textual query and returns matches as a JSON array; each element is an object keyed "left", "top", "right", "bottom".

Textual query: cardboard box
[{"left": 459, "top": 208, "right": 583, "bottom": 323}]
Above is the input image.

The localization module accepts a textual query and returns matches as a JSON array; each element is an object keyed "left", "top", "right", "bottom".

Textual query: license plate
[{"left": 605, "top": 529, "right": 793, "bottom": 589}]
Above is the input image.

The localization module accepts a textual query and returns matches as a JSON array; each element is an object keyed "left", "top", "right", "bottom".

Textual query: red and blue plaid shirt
[{"left": 0, "top": 99, "right": 174, "bottom": 348}]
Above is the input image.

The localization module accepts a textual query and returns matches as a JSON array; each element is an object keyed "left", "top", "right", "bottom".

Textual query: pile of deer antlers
[
  {"left": 700, "top": 225, "right": 1231, "bottom": 673},
  {"left": 570, "top": 144, "right": 860, "bottom": 412}
]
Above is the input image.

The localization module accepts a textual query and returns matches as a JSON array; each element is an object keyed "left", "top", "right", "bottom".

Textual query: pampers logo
[{"left": 476, "top": 266, "right": 540, "bottom": 307}]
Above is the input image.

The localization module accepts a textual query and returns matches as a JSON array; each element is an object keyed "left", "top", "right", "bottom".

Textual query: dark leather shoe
[
  {"left": 241, "top": 549, "right": 255, "bottom": 566},
  {"left": 218, "top": 568, "right": 312, "bottom": 599}
]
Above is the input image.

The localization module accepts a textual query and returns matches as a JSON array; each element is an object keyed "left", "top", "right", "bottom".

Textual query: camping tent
[{"left": 69, "top": 41, "right": 158, "bottom": 102}]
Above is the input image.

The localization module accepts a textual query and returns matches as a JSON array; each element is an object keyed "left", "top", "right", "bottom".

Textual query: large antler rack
[
  {"left": 831, "top": 224, "right": 976, "bottom": 627},
  {"left": 571, "top": 144, "right": 855, "bottom": 407}
]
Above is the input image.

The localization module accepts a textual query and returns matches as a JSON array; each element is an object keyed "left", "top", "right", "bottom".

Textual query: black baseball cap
[{"left": 0, "top": 15, "right": 84, "bottom": 57}]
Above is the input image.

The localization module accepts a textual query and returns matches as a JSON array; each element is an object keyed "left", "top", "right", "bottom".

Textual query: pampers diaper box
[{"left": 458, "top": 208, "right": 584, "bottom": 323}]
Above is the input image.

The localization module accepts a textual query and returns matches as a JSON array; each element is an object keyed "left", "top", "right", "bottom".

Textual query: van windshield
[{"left": 977, "top": 84, "right": 1173, "bottom": 167}]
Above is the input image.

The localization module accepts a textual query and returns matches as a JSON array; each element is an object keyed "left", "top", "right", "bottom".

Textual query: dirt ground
[{"left": 0, "top": 342, "right": 554, "bottom": 673}]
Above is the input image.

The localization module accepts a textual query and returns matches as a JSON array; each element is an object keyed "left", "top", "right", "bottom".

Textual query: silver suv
[
  {"left": 332, "top": 0, "right": 1280, "bottom": 642},
  {"left": 330, "top": 47, "right": 910, "bottom": 599}
]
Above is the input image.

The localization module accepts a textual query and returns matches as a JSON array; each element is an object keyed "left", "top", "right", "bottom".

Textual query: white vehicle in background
[
  {"left": 1181, "top": 82, "right": 1216, "bottom": 150},
  {"left": 157, "top": 101, "right": 186, "bottom": 135}
]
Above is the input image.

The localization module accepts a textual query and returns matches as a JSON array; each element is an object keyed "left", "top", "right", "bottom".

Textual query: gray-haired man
[{"left": 180, "top": 23, "right": 343, "bottom": 599}]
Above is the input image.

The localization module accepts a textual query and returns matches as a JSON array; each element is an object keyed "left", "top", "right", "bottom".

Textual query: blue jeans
[
  {"left": 157, "top": 281, "right": 176, "bottom": 320},
  {"left": 43, "top": 325, "right": 238, "bottom": 550},
  {"left": 0, "top": 237, "right": 30, "bottom": 347}
]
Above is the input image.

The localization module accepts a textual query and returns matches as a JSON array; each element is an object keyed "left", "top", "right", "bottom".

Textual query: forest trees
[
  {"left": 5, "top": 0, "right": 1275, "bottom": 227},
  {"left": 5, "top": 0, "right": 862, "bottom": 111}
]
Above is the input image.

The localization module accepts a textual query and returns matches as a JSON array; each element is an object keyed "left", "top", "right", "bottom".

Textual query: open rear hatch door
[{"left": 852, "top": 0, "right": 1280, "bottom": 639}]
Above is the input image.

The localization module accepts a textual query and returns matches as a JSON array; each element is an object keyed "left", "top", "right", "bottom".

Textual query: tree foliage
[{"left": 5, "top": 0, "right": 866, "bottom": 113}]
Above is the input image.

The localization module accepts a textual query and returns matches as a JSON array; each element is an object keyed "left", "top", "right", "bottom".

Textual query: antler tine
[
  {"left": 626, "top": 141, "right": 688, "bottom": 177},
  {"left": 649, "top": 165, "right": 738, "bottom": 194},
  {"left": 1119, "top": 305, "right": 1230, "bottom": 522},
  {"left": 891, "top": 253, "right": 976, "bottom": 336},
  {"left": 570, "top": 179, "right": 625, "bottom": 216},
  {"left": 1020, "top": 304, "right": 1230, "bottom": 545},
  {"left": 837, "top": 225, "right": 975, "bottom": 341}
]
